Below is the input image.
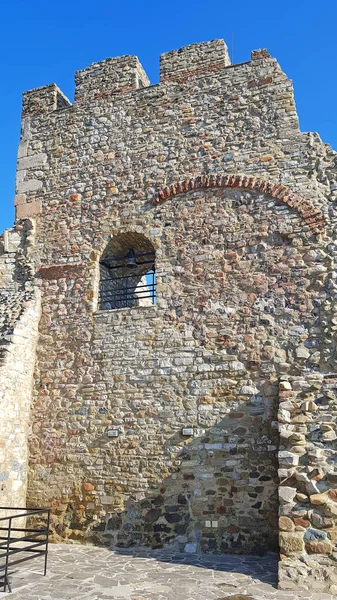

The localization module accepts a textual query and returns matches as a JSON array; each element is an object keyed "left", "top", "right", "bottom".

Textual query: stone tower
[{"left": 1, "top": 39, "right": 337, "bottom": 591}]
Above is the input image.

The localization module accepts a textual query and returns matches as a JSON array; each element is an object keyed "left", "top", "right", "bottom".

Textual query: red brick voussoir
[{"left": 152, "top": 174, "right": 325, "bottom": 235}]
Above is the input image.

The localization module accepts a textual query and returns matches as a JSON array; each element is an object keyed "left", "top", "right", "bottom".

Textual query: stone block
[
  {"left": 184, "top": 542, "right": 197, "bottom": 553},
  {"left": 279, "top": 516, "right": 294, "bottom": 531},
  {"left": 279, "top": 532, "right": 304, "bottom": 555},
  {"left": 310, "top": 493, "right": 328, "bottom": 505},
  {"left": 17, "top": 153, "right": 48, "bottom": 171},
  {"left": 279, "top": 381, "right": 292, "bottom": 390},
  {"left": 305, "top": 540, "right": 332, "bottom": 554},
  {"left": 16, "top": 201, "right": 41, "bottom": 219},
  {"left": 16, "top": 179, "right": 43, "bottom": 194},
  {"left": 14, "top": 194, "right": 26, "bottom": 206},
  {"left": 278, "top": 451, "right": 299, "bottom": 466},
  {"left": 279, "top": 487, "right": 297, "bottom": 504},
  {"left": 304, "top": 528, "right": 329, "bottom": 542}
]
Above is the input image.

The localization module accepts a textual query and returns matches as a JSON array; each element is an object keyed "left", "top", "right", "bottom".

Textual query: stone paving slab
[{"left": 1, "top": 544, "right": 336, "bottom": 600}]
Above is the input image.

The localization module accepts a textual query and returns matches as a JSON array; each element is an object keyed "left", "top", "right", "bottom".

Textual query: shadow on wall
[{"left": 59, "top": 397, "right": 280, "bottom": 557}]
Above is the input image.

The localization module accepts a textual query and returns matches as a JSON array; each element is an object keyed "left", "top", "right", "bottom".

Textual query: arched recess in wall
[
  {"left": 99, "top": 232, "right": 156, "bottom": 310},
  {"left": 152, "top": 174, "right": 325, "bottom": 235}
]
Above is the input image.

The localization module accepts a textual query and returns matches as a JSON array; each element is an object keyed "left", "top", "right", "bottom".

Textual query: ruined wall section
[{"left": 0, "top": 222, "right": 40, "bottom": 507}]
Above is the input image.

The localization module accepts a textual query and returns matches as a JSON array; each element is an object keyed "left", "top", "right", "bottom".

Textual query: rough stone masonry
[{"left": 1, "top": 38, "right": 337, "bottom": 592}]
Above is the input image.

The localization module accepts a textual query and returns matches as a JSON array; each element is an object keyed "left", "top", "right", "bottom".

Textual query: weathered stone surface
[
  {"left": 16, "top": 200, "right": 41, "bottom": 218},
  {"left": 305, "top": 540, "right": 332, "bottom": 554},
  {"left": 310, "top": 493, "right": 328, "bottom": 505},
  {"left": 279, "top": 532, "right": 304, "bottom": 555},
  {"left": 17, "top": 153, "right": 47, "bottom": 170},
  {"left": 279, "top": 487, "right": 297, "bottom": 504},
  {"left": 278, "top": 452, "right": 299, "bottom": 466},
  {"left": 329, "top": 489, "right": 337, "bottom": 502},
  {"left": 304, "top": 528, "right": 329, "bottom": 542},
  {"left": 279, "top": 516, "right": 294, "bottom": 531},
  {"left": 1, "top": 38, "right": 337, "bottom": 592},
  {"left": 279, "top": 381, "right": 292, "bottom": 391},
  {"left": 0, "top": 543, "right": 322, "bottom": 600},
  {"left": 278, "top": 376, "right": 337, "bottom": 589},
  {"left": 279, "top": 555, "right": 337, "bottom": 592},
  {"left": 296, "top": 493, "right": 309, "bottom": 503}
]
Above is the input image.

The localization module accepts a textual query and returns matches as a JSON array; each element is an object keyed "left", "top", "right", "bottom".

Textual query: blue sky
[{"left": 0, "top": 0, "right": 336, "bottom": 233}]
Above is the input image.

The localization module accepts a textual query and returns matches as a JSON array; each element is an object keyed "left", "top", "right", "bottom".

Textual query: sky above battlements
[{"left": 0, "top": 0, "right": 336, "bottom": 233}]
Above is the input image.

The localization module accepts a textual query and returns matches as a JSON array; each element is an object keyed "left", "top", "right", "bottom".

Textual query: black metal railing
[
  {"left": 99, "top": 267, "right": 156, "bottom": 310},
  {"left": 0, "top": 507, "right": 50, "bottom": 593}
]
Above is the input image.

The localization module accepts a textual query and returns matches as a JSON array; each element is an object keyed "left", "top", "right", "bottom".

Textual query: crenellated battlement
[
  {"left": 159, "top": 39, "right": 231, "bottom": 82},
  {"left": 15, "top": 38, "right": 303, "bottom": 225},
  {"left": 22, "top": 83, "right": 72, "bottom": 117},
  {"left": 74, "top": 55, "right": 150, "bottom": 104},
  {"left": 20, "top": 39, "right": 276, "bottom": 118}
]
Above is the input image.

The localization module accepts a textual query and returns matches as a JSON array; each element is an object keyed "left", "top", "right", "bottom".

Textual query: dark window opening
[{"left": 99, "top": 233, "right": 156, "bottom": 310}]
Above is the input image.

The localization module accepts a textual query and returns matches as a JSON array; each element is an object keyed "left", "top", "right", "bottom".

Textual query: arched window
[{"left": 98, "top": 233, "right": 156, "bottom": 310}]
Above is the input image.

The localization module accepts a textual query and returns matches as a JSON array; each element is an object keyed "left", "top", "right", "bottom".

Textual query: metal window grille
[{"left": 99, "top": 251, "right": 156, "bottom": 310}]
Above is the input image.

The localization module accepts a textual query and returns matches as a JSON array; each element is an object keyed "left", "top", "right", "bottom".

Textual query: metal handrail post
[
  {"left": 4, "top": 517, "right": 12, "bottom": 593},
  {"left": 44, "top": 510, "right": 50, "bottom": 576}
]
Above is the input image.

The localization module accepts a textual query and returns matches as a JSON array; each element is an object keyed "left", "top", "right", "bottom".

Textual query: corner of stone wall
[
  {"left": 22, "top": 84, "right": 72, "bottom": 118},
  {"left": 248, "top": 48, "right": 299, "bottom": 137},
  {"left": 278, "top": 375, "right": 337, "bottom": 593},
  {"left": 17, "top": 82, "right": 66, "bottom": 220}
]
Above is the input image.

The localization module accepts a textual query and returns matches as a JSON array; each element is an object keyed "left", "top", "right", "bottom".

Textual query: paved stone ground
[{"left": 1, "top": 544, "right": 336, "bottom": 599}]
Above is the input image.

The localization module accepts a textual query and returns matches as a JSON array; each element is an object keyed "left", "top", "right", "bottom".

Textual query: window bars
[
  {"left": 0, "top": 507, "right": 50, "bottom": 593},
  {"left": 99, "top": 250, "right": 156, "bottom": 310}
]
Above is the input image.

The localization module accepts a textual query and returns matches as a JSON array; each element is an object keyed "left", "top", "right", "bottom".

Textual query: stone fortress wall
[
  {"left": 1, "top": 39, "right": 337, "bottom": 591},
  {"left": 0, "top": 222, "right": 40, "bottom": 510}
]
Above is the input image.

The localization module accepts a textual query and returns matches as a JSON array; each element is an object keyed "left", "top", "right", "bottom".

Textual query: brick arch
[{"left": 152, "top": 174, "right": 325, "bottom": 235}]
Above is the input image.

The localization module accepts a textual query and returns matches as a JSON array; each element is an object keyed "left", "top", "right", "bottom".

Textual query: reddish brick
[
  {"left": 152, "top": 175, "right": 325, "bottom": 235},
  {"left": 258, "top": 76, "right": 273, "bottom": 86}
]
